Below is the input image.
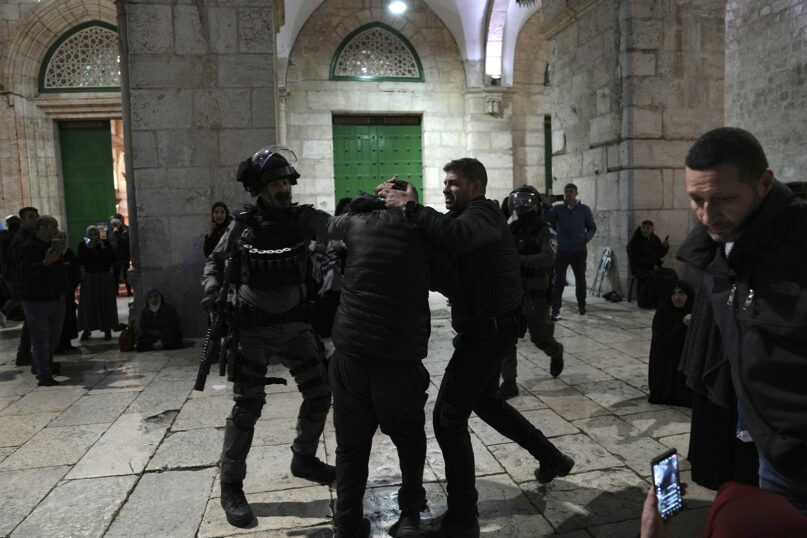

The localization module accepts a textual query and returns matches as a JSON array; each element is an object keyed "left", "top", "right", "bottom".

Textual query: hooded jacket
[
  {"left": 328, "top": 194, "right": 456, "bottom": 361},
  {"left": 677, "top": 179, "right": 807, "bottom": 490},
  {"left": 139, "top": 286, "right": 181, "bottom": 338}
]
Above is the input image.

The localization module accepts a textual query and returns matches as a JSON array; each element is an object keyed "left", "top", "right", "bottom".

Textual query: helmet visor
[
  {"left": 251, "top": 146, "right": 300, "bottom": 185},
  {"left": 509, "top": 191, "right": 539, "bottom": 213}
]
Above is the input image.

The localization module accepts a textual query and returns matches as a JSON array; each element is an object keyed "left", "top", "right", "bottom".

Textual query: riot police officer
[
  {"left": 201, "top": 146, "right": 334, "bottom": 528},
  {"left": 499, "top": 185, "right": 564, "bottom": 399}
]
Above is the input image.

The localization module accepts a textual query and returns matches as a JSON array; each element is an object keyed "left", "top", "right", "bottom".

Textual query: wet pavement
[{"left": 0, "top": 293, "right": 715, "bottom": 537}]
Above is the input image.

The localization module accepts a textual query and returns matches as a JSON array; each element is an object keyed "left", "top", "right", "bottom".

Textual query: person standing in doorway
[{"left": 547, "top": 183, "right": 596, "bottom": 320}]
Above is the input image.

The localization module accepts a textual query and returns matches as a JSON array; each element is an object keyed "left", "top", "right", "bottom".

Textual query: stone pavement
[{"left": 0, "top": 294, "right": 716, "bottom": 537}]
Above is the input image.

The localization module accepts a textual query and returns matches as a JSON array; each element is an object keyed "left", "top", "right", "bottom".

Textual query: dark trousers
[
  {"left": 552, "top": 249, "right": 587, "bottom": 315},
  {"left": 502, "top": 290, "right": 561, "bottom": 381},
  {"left": 434, "top": 332, "right": 560, "bottom": 522},
  {"left": 21, "top": 298, "right": 65, "bottom": 381},
  {"left": 329, "top": 350, "right": 430, "bottom": 533}
]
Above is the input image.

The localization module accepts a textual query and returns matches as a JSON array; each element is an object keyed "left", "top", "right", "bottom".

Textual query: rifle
[{"left": 194, "top": 257, "right": 235, "bottom": 391}]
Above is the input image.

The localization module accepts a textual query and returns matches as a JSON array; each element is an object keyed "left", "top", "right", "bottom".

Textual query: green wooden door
[
  {"left": 332, "top": 116, "right": 422, "bottom": 206},
  {"left": 59, "top": 121, "right": 116, "bottom": 246}
]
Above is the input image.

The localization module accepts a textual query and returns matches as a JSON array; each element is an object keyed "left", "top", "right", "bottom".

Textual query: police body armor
[
  {"left": 237, "top": 204, "right": 310, "bottom": 290},
  {"left": 511, "top": 216, "right": 553, "bottom": 292}
]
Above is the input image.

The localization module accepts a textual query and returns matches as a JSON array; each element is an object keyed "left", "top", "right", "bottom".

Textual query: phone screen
[{"left": 652, "top": 450, "right": 683, "bottom": 520}]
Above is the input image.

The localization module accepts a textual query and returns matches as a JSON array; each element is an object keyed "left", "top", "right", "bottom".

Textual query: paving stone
[
  {"left": 576, "top": 379, "right": 657, "bottom": 415},
  {"left": 252, "top": 416, "right": 300, "bottom": 446},
  {"left": 426, "top": 433, "right": 503, "bottom": 480},
  {"left": 90, "top": 371, "right": 158, "bottom": 392},
  {"left": 198, "top": 485, "right": 332, "bottom": 537},
  {"left": 579, "top": 326, "right": 639, "bottom": 344},
  {"left": 67, "top": 413, "right": 170, "bottom": 479},
  {"left": 172, "top": 394, "right": 234, "bottom": 430},
  {"left": 0, "top": 446, "right": 13, "bottom": 464},
  {"left": 608, "top": 339, "right": 651, "bottom": 358},
  {"left": 362, "top": 482, "right": 446, "bottom": 533},
  {"left": 127, "top": 379, "right": 191, "bottom": 417},
  {"left": 147, "top": 428, "right": 223, "bottom": 470},
  {"left": 106, "top": 468, "right": 216, "bottom": 537},
  {"left": 537, "top": 433, "right": 622, "bottom": 476},
  {"left": 0, "top": 387, "right": 85, "bottom": 415},
  {"left": 0, "top": 370, "right": 37, "bottom": 397},
  {"left": 622, "top": 408, "right": 692, "bottom": 439},
  {"left": 475, "top": 473, "right": 556, "bottom": 535},
  {"left": 242, "top": 443, "right": 330, "bottom": 493},
  {"left": 532, "top": 384, "right": 609, "bottom": 421},
  {"left": 12, "top": 475, "right": 137, "bottom": 537},
  {"left": 0, "top": 396, "right": 14, "bottom": 411},
  {"left": 0, "top": 412, "right": 58, "bottom": 447},
  {"left": 0, "top": 466, "right": 69, "bottom": 536},
  {"left": 469, "top": 408, "right": 578, "bottom": 446},
  {"left": 0, "top": 423, "right": 107, "bottom": 470},
  {"left": 555, "top": 335, "right": 610, "bottom": 354},
  {"left": 574, "top": 348, "right": 637, "bottom": 368},
  {"left": 524, "top": 468, "right": 648, "bottom": 533},
  {"left": 364, "top": 433, "right": 439, "bottom": 488},
  {"left": 548, "top": 358, "right": 615, "bottom": 386},
  {"left": 50, "top": 392, "right": 138, "bottom": 427},
  {"left": 153, "top": 364, "right": 199, "bottom": 382},
  {"left": 105, "top": 356, "right": 169, "bottom": 374}
]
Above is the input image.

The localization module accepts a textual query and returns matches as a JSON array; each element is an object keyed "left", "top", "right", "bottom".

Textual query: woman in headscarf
[
  {"left": 77, "top": 225, "right": 119, "bottom": 340},
  {"left": 648, "top": 280, "right": 694, "bottom": 406},
  {"left": 203, "top": 202, "right": 232, "bottom": 258}
]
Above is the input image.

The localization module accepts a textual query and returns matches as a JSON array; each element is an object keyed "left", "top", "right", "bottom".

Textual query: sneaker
[
  {"left": 497, "top": 379, "right": 519, "bottom": 400},
  {"left": 37, "top": 377, "right": 60, "bottom": 387},
  {"left": 549, "top": 343, "right": 564, "bottom": 378},
  {"left": 550, "top": 313, "right": 561, "bottom": 322},
  {"left": 389, "top": 511, "right": 421, "bottom": 537},
  {"left": 290, "top": 450, "right": 336, "bottom": 484},
  {"left": 421, "top": 512, "right": 479, "bottom": 538},
  {"left": 535, "top": 453, "right": 575, "bottom": 484},
  {"left": 220, "top": 482, "right": 254, "bottom": 528},
  {"left": 335, "top": 517, "right": 371, "bottom": 537}
]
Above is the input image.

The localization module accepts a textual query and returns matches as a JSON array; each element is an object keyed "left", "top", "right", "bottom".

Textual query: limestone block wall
[
  {"left": 0, "top": 0, "right": 118, "bottom": 224},
  {"left": 725, "top": 0, "right": 807, "bottom": 183},
  {"left": 283, "top": 0, "right": 472, "bottom": 211},
  {"left": 542, "top": 0, "right": 726, "bottom": 292},
  {"left": 120, "top": 0, "right": 277, "bottom": 336}
]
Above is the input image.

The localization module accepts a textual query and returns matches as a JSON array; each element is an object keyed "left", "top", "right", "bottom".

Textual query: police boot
[
  {"left": 389, "top": 510, "right": 423, "bottom": 537},
  {"left": 290, "top": 448, "right": 336, "bottom": 484},
  {"left": 220, "top": 481, "right": 254, "bottom": 528},
  {"left": 549, "top": 343, "right": 564, "bottom": 378},
  {"left": 497, "top": 379, "right": 519, "bottom": 400}
]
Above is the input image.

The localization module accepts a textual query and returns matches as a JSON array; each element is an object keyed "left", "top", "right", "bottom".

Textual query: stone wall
[
  {"left": 120, "top": 0, "right": 277, "bottom": 336},
  {"left": 725, "top": 0, "right": 807, "bottom": 183}
]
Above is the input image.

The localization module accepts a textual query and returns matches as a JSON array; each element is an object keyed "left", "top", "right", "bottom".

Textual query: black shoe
[
  {"left": 389, "top": 511, "right": 422, "bottom": 537},
  {"left": 550, "top": 313, "right": 561, "bottom": 322},
  {"left": 422, "top": 512, "right": 479, "bottom": 538},
  {"left": 497, "top": 379, "right": 519, "bottom": 400},
  {"left": 80, "top": 330, "right": 91, "bottom": 341},
  {"left": 103, "top": 330, "right": 112, "bottom": 341},
  {"left": 37, "top": 377, "right": 60, "bottom": 387},
  {"left": 220, "top": 482, "right": 254, "bottom": 528},
  {"left": 549, "top": 343, "right": 564, "bottom": 378},
  {"left": 578, "top": 308, "right": 586, "bottom": 315},
  {"left": 290, "top": 450, "right": 336, "bottom": 484},
  {"left": 535, "top": 453, "right": 575, "bottom": 484},
  {"left": 15, "top": 353, "right": 32, "bottom": 366},
  {"left": 335, "top": 517, "right": 371, "bottom": 537}
]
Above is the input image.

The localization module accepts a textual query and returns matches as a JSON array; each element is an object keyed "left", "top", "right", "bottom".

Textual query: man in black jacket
[
  {"left": 4, "top": 207, "right": 38, "bottom": 364},
  {"left": 17, "top": 216, "right": 64, "bottom": 386},
  {"left": 678, "top": 127, "right": 807, "bottom": 515},
  {"left": 380, "top": 159, "right": 575, "bottom": 536},
  {"left": 327, "top": 190, "right": 455, "bottom": 538}
]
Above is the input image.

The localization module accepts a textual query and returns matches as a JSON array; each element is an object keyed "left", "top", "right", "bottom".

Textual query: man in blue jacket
[{"left": 547, "top": 183, "right": 597, "bottom": 320}]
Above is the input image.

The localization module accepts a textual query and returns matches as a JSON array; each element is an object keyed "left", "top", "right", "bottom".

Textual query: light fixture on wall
[{"left": 388, "top": 1, "right": 407, "bottom": 14}]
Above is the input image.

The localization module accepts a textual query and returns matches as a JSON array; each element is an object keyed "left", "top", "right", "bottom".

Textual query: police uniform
[{"left": 201, "top": 147, "right": 334, "bottom": 528}]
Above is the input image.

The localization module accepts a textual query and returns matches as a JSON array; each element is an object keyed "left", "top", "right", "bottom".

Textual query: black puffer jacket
[
  {"left": 329, "top": 194, "right": 455, "bottom": 361},
  {"left": 678, "top": 180, "right": 807, "bottom": 490}
]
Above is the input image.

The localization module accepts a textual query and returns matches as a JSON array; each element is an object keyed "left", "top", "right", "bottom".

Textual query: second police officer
[
  {"left": 499, "top": 185, "right": 564, "bottom": 399},
  {"left": 201, "top": 146, "right": 335, "bottom": 528}
]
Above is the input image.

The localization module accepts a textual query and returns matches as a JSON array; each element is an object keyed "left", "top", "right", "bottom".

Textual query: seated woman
[
  {"left": 136, "top": 286, "right": 183, "bottom": 351},
  {"left": 648, "top": 280, "right": 693, "bottom": 406},
  {"left": 627, "top": 220, "right": 678, "bottom": 308}
]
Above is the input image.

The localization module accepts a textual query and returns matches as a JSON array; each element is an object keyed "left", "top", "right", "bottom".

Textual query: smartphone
[
  {"left": 664, "top": 235, "right": 670, "bottom": 242},
  {"left": 651, "top": 448, "right": 683, "bottom": 520}
]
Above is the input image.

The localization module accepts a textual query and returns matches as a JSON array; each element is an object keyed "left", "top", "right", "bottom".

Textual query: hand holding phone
[{"left": 651, "top": 448, "right": 684, "bottom": 520}]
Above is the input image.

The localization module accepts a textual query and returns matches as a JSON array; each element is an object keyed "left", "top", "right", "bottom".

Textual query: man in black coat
[
  {"left": 678, "top": 127, "right": 807, "bottom": 515},
  {"left": 327, "top": 189, "right": 455, "bottom": 538},
  {"left": 380, "top": 159, "right": 575, "bottom": 536}
]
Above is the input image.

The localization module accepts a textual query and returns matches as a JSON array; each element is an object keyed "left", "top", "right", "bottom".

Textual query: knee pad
[
  {"left": 231, "top": 399, "right": 262, "bottom": 431},
  {"left": 301, "top": 394, "right": 331, "bottom": 420}
]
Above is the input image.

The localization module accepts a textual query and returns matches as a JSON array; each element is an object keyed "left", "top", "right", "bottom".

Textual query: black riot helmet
[
  {"left": 509, "top": 185, "right": 542, "bottom": 216},
  {"left": 236, "top": 145, "right": 301, "bottom": 196}
]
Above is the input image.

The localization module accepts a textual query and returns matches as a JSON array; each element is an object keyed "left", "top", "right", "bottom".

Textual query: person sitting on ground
[
  {"left": 203, "top": 202, "right": 232, "bottom": 258},
  {"left": 77, "top": 225, "right": 119, "bottom": 341},
  {"left": 627, "top": 220, "right": 678, "bottom": 308},
  {"left": 135, "top": 286, "right": 183, "bottom": 351},
  {"left": 648, "top": 280, "right": 694, "bottom": 406}
]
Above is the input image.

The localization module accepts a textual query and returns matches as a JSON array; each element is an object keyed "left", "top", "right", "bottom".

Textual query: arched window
[
  {"left": 39, "top": 21, "right": 120, "bottom": 93},
  {"left": 330, "top": 23, "right": 424, "bottom": 82}
]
